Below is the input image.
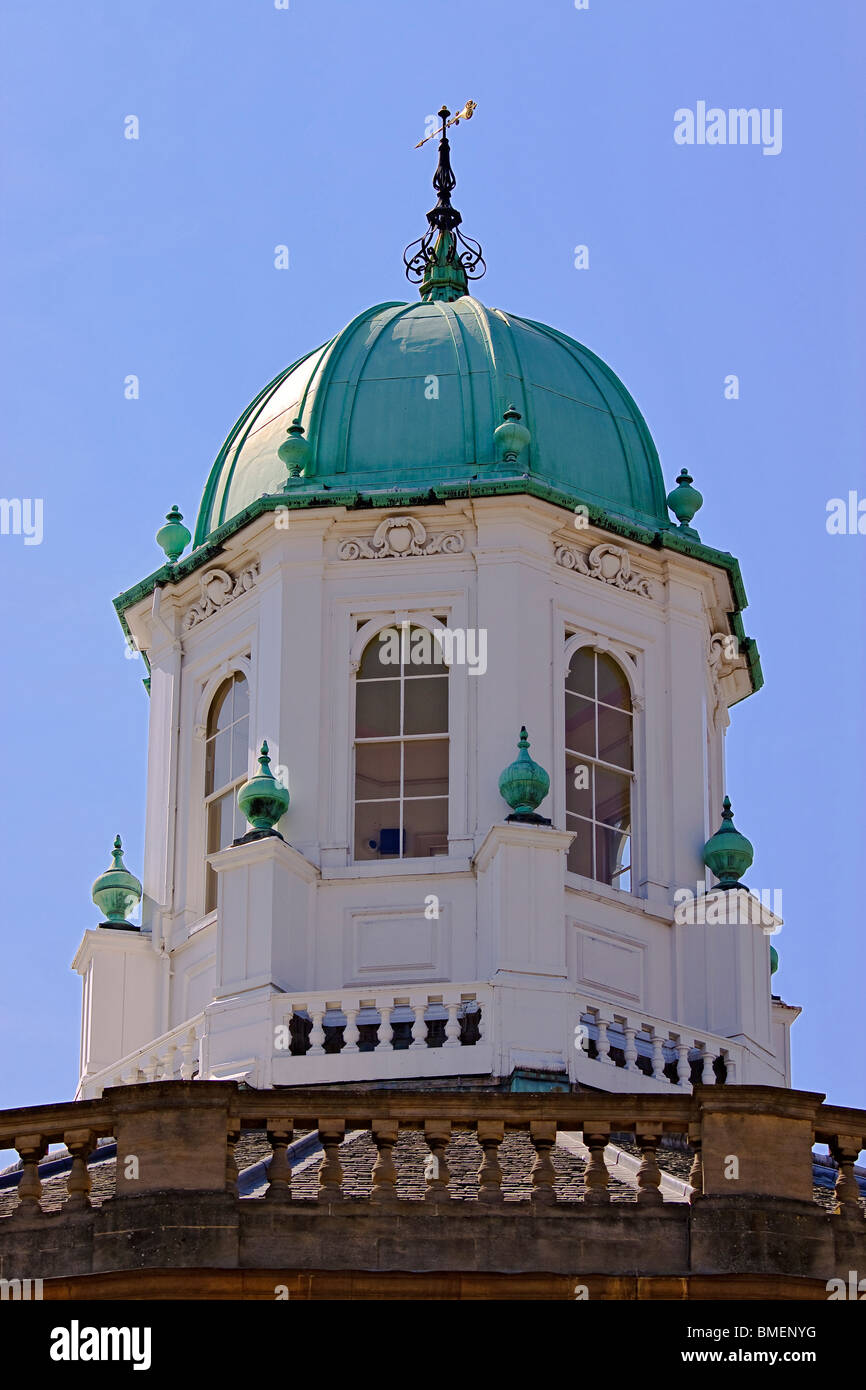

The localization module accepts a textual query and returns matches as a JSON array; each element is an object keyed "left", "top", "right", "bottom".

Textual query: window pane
[
  {"left": 205, "top": 866, "right": 218, "bottom": 914},
  {"left": 596, "top": 653, "right": 631, "bottom": 710},
  {"left": 355, "top": 679, "right": 400, "bottom": 738},
  {"left": 404, "top": 677, "right": 448, "bottom": 735},
  {"left": 404, "top": 739, "right": 448, "bottom": 798},
  {"left": 596, "top": 825, "right": 630, "bottom": 889},
  {"left": 404, "top": 798, "right": 449, "bottom": 857},
  {"left": 231, "top": 714, "right": 248, "bottom": 782},
  {"left": 206, "top": 800, "right": 222, "bottom": 856},
  {"left": 207, "top": 793, "right": 234, "bottom": 855},
  {"left": 354, "top": 801, "right": 402, "bottom": 860},
  {"left": 566, "top": 814, "right": 593, "bottom": 877},
  {"left": 565, "top": 753, "right": 593, "bottom": 818},
  {"left": 565, "top": 692, "right": 595, "bottom": 757},
  {"left": 355, "top": 741, "right": 401, "bottom": 801},
  {"left": 597, "top": 705, "right": 633, "bottom": 769},
  {"left": 594, "top": 765, "right": 631, "bottom": 832},
  {"left": 403, "top": 625, "right": 448, "bottom": 674},
  {"left": 219, "top": 792, "right": 235, "bottom": 850},
  {"left": 209, "top": 728, "right": 231, "bottom": 794},
  {"left": 566, "top": 647, "right": 594, "bottom": 698},
  {"left": 231, "top": 673, "right": 249, "bottom": 721},
  {"left": 359, "top": 631, "right": 402, "bottom": 679},
  {"left": 207, "top": 678, "right": 234, "bottom": 737}
]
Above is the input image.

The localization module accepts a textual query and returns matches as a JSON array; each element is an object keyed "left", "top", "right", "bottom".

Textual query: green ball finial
[
  {"left": 237, "top": 740, "right": 290, "bottom": 835},
  {"left": 91, "top": 834, "right": 142, "bottom": 927},
  {"left": 702, "top": 796, "right": 754, "bottom": 890},
  {"left": 493, "top": 404, "right": 531, "bottom": 464},
  {"left": 666, "top": 468, "right": 703, "bottom": 536},
  {"left": 156, "top": 505, "right": 191, "bottom": 563},
  {"left": 278, "top": 418, "right": 312, "bottom": 478},
  {"left": 498, "top": 725, "right": 551, "bottom": 823},
  {"left": 770, "top": 944, "right": 779, "bottom": 976}
]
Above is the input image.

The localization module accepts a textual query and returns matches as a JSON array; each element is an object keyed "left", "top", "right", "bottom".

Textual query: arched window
[
  {"left": 565, "top": 647, "right": 633, "bottom": 891},
  {"left": 353, "top": 624, "right": 449, "bottom": 860},
  {"left": 204, "top": 672, "right": 249, "bottom": 910}
]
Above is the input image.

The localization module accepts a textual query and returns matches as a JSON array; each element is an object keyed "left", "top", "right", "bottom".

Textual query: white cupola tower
[{"left": 74, "top": 113, "right": 797, "bottom": 1100}]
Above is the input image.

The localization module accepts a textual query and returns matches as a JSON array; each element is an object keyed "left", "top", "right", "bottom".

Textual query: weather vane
[
  {"left": 415, "top": 100, "right": 477, "bottom": 149},
  {"left": 403, "top": 103, "right": 486, "bottom": 302}
]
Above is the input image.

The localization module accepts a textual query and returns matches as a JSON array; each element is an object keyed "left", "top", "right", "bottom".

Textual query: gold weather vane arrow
[{"left": 415, "top": 101, "right": 477, "bottom": 148}]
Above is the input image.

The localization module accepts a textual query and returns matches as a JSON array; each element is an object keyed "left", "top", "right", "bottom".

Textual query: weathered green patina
[
  {"left": 193, "top": 296, "right": 672, "bottom": 546},
  {"left": 702, "top": 797, "right": 754, "bottom": 890},
  {"left": 91, "top": 835, "right": 142, "bottom": 928},
  {"left": 236, "top": 741, "right": 289, "bottom": 835}
]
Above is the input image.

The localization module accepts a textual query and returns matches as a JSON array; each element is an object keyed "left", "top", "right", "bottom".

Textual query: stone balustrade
[
  {"left": 78, "top": 1015, "right": 205, "bottom": 1100},
  {"left": 574, "top": 999, "right": 743, "bottom": 1092},
  {"left": 0, "top": 1082, "right": 863, "bottom": 1296},
  {"left": 271, "top": 986, "right": 492, "bottom": 1085}
]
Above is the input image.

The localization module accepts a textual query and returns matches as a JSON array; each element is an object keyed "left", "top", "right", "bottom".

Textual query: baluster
[
  {"left": 371, "top": 1122, "right": 400, "bottom": 1204},
  {"left": 650, "top": 1028, "right": 666, "bottom": 1082},
  {"left": 475, "top": 1000, "right": 486, "bottom": 1046},
  {"left": 162, "top": 1044, "right": 177, "bottom": 1080},
  {"left": 688, "top": 1129, "right": 704, "bottom": 1198},
  {"left": 142, "top": 1055, "right": 158, "bottom": 1082},
  {"left": 410, "top": 1003, "right": 427, "bottom": 1050},
  {"left": 635, "top": 1130, "right": 664, "bottom": 1205},
  {"left": 376, "top": 1003, "right": 394, "bottom": 1051},
  {"left": 477, "top": 1121, "right": 505, "bottom": 1204},
  {"left": 423, "top": 1122, "right": 451, "bottom": 1202},
  {"left": 193, "top": 1020, "right": 206, "bottom": 1079},
  {"left": 343, "top": 1008, "right": 360, "bottom": 1054},
  {"left": 676, "top": 1040, "right": 691, "bottom": 1087},
  {"left": 701, "top": 1047, "right": 717, "bottom": 1086},
  {"left": 266, "top": 1122, "right": 294, "bottom": 1202},
  {"left": 179, "top": 1028, "right": 197, "bottom": 1080},
  {"left": 317, "top": 1122, "right": 345, "bottom": 1202},
  {"left": 583, "top": 1131, "right": 610, "bottom": 1204},
  {"left": 596, "top": 1011, "right": 614, "bottom": 1065},
  {"left": 832, "top": 1140, "right": 864, "bottom": 1220},
  {"left": 443, "top": 1002, "right": 461, "bottom": 1049},
  {"left": 64, "top": 1128, "right": 96, "bottom": 1212},
  {"left": 308, "top": 1009, "right": 326, "bottom": 1057},
  {"left": 623, "top": 1024, "right": 638, "bottom": 1073},
  {"left": 225, "top": 1126, "right": 240, "bottom": 1195},
  {"left": 13, "top": 1133, "right": 45, "bottom": 1218},
  {"left": 530, "top": 1122, "right": 558, "bottom": 1206}
]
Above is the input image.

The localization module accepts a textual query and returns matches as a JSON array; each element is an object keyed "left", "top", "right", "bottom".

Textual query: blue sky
[{"left": 1, "top": 0, "right": 863, "bottom": 1113}]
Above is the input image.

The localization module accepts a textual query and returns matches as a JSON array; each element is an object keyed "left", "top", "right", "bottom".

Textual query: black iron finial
[{"left": 404, "top": 102, "right": 485, "bottom": 303}]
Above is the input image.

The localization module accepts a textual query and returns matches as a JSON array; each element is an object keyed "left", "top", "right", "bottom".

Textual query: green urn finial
[
  {"left": 237, "top": 740, "right": 290, "bottom": 836},
  {"left": 666, "top": 468, "right": 703, "bottom": 537},
  {"left": 156, "top": 505, "right": 191, "bottom": 563},
  {"left": 769, "top": 943, "right": 779, "bottom": 976},
  {"left": 702, "top": 795, "right": 754, "bottom": 890},
  {"left": 494, "top": 405, "right": 531, "bottom": 464},
  {"left": 278, "top": 418, "right": 312, "bottom": 478},
  {"left": 498, "top": 726, "right": 551, "bottom": 824},
  {"left": 92, "top": 834, "right": 142, "bottom": 928}
]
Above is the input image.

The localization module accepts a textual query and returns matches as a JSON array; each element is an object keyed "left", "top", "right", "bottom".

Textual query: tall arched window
[
  {"left": 204, "top": 672, "right": 249, "bottom": 910},
  {"left": 565, "top": 647, "right": 633, "bottom": 891},
  {"left": 354, "top": 624, "right": 449, "bottom": 860}
]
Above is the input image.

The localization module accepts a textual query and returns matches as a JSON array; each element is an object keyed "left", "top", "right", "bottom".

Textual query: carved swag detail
[
  {"left": 183, "top": 564, "right": 260, "bottom": 631},
  {"left": 338, "top": 515, "right": 464, "bottom": 560},
  {"left": 554, "top": 542, "right": 655, "bottom": 599}
]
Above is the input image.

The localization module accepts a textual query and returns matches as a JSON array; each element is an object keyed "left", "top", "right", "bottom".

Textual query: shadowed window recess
[
  {"left": 354, "top": 625, "right": 449, "bottom": 860},
  {"left": 204, "top": 672, "right": 250, "bottom": 910},
  {"left": 565, "top": 648, "right": 633, "bottom": 891}
]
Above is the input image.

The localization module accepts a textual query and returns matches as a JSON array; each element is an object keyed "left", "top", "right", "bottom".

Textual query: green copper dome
[{"left": 193, "top": 297, "right": 670, "bottom": 546}]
